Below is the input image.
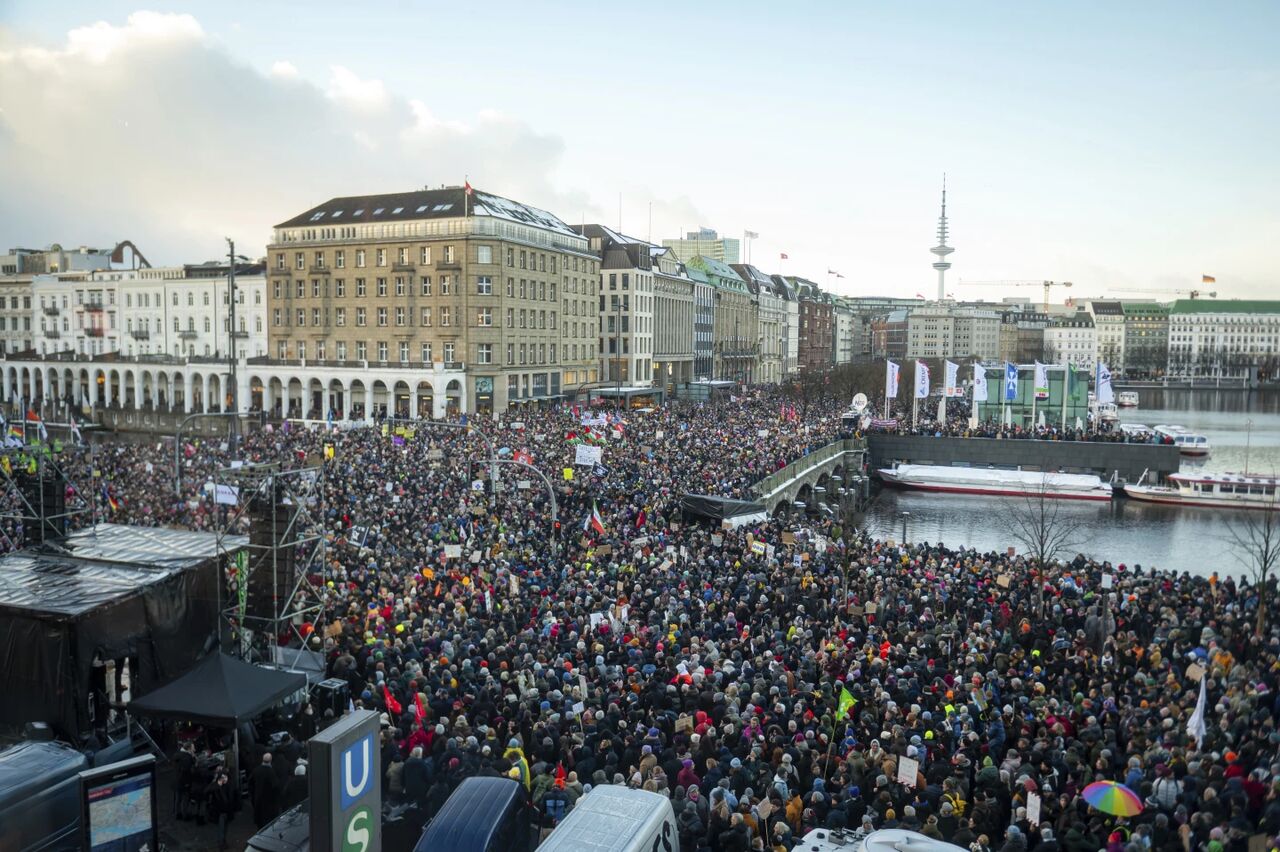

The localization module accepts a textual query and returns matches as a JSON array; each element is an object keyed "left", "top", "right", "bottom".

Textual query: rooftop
[
  {"left": 1170, "top": 299, "right": 1280, "bottom": 315},
  {"left": 275, "top": 186, "right": 581, "bottom": 238}
]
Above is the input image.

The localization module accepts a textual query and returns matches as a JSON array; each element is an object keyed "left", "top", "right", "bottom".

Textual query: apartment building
[
  {"left": 906, "top": 304, "right": 1000, "bottom": 360},
  {"left": 1167, "top": 299, "right": 1280, "bottom": 378},
  {"left": 1043, "top": 312, "right": 1097, "bottom": 369},
  {"left": 687, "top": 256, "right": 756, "bottom": 382},
  {"left": 267, "top": 187, "right": 599, "bottom": 414},
  {"left": 650, "top": 246, "right": 695, "bottom": 390}
]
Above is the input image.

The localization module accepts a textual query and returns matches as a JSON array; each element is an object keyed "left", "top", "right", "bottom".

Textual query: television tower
[{"left": 930, "top": 175, "right": 954, "bottom": 301}]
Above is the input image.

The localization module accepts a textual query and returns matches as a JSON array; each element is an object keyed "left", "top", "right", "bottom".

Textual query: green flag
[{"left": 838, "top": 687, "right": 856, "bottom": 718}]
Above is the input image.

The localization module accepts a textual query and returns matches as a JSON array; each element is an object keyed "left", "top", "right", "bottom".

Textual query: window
[
  {"left": 377, "top": 307, "right": 388, "bottom": 327},
  {"left": 519, "top": 280, "right": 527, "bottom": 299},
  {"left": 312, "top": 308, "right": 321, "bottom": 326},
  {"left": 336, "top": 250, "right": 345, "bottom": 269},
  {"left": 477, "top": 276, "right": 492, "bottom": 295},
  {"left": 506, "top": 278, "right": 515, "bottom": 297},
  {"left": 312, "top": 280, "right": 321, "bottom": 297},
  {"left": 336, "top": 279, "right": 345, "bottom": 297},
  {"left": 377, "top": 342, "right": 388, "bottom": 361},
  {"left": 420, "top": 276, "right": 432, "bottom": 296},
  {"left": 356, "top": 278, "right": 367, "bottom": 297},
  {"left": 420, "top": 246, "right": 432, "bottom": 265},
  {"left": 443, "top": 245, "right": 455, "bottom": 263},
  {"left": 189, "top": 292, "right": 196, "bottom": 306},
  {"left": 335, "top": 307, "right": 346, "bottom": 326},
  {"left": 477, "top": 307, "right": 493, "bottom": 327},
  {"left": 506, "top": 248, "right": 514, "bottom": 267},
  {"left": 507, "top": 343, "right": 515, "bottom": 364},
  {"left": 550, "top": 344, "right": 557, "bottom": 363},
  {"left": 444, "top": 342, "right": 455, "bottom": 362},
  {"left": 399, "top": 341, "right": 410, "bottom": 363},
  {"left": 395, "top": 307, "right": 406, "bottom": 326},
  {"left": 440, "top": 306, "right": 452, "bottom": 326},
  {"left": 314, "top": 250, "right": 325, "bottom": 268},
  {"left": 273, "top": 282, "right": 281, "bottom": 299},
  {"left": 477, "top": 245, "right": 493, "bottom": 264},
  {"left": 295, "top": 252, "right": 304, "bottom": 270},
  {"left": 356, "top": 341, "right": 367, "bottom": 360},
  {"left": 316, "top": 341, "right": 326, "bottom": 359},
  {"left": 355, "top": 250, "right": 366, "bottom": 268},
  {"left": 420, "top": 307, "right": 432, "bottom": 326},
  {"left": 295, "top": 309, "right": 305, "bottom": 326},
  {"left": 295, "top": 281, "right": 304, "bottom": 298},
  {"left": 276, "top": 253, "right": 285, "bottom": 270},
  {"left": 376, "top": 248, "right": 386, "bottom": 267},
  {"left": 421, "top": 342, "right": 432, "bottom": 362},
  {"left": 477, "top": 343, "right": 492, "bottom": 364},
  {"left": 395, "top": 277, "right": 405, "bottom": 296},
  {"left": 273, "top": 308, "right": 282, "bottom": 326},
  {"left": 278, "top": 341, "right": 288, "bottom": 358},
  {"left": 174, "top": 317, "right": 180, "bottom": 331},
  {"left": 356, "top": 307, "right": 367, "bottom": 326},
  {"left": 377, "top": 278, "right": 387, "bottom": 297},
  {"left": 506, "top": 308, "right": 514, "bottom": 328},
  {"left": 519, "top": 310, "right": 527, "bottom": 329},
  {"left": 519, "top": 250, "right": 527, "bottom": 269},
  {"left": 398, "top": 247, "right": 409, "bottom": 265},
  {"left": 440, "top": 275, "right": 452, "bottom": 295},
  {"left": 550, "top": 312, "right": 557, "bottom": 330},
  {"left": 519, "top": 343, "right": 527, "bottom": 364}
]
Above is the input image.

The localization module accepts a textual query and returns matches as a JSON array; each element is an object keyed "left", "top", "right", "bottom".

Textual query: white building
[
  {"left": 1167, "top": 299, "right": 1280, "bottom": 378},
  {"left": 574, "top": 225, "right": 656, "bottom": 390},
  {"left": 731, "top": 264, "right": 786, "bottom": 385},
  {"left": 1087, "top": 300, "right": 1126, "bottom": 372},
  {"left": 907, "top": 304, "right": 1000, "bottom": 360},
  {"left": 1043, "top": 312, "right": 1097, "bottom": 369}
]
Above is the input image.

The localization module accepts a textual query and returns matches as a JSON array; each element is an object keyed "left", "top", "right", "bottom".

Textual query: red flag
[
  {"left": 382, "top": 684, "right": 402, "bottom": 716},
  {"left": 779, "top": 252, "right": 789, "bottom": 260},
  {"left": 464, "top": 181, "right": 473, "bottom": 196},
  {"left": 635, "top": 509, "right": 647, "bottom": 529},
  {"left": 414, "top": 692, "right": 426, "bottom": 722}
]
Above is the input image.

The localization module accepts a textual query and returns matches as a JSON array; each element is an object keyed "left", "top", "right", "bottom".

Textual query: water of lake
[{"left": 861, "top": 388, "right": 1280, "bottom": 579}]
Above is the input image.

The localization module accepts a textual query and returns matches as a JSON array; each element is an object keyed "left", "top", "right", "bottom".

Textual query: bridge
[{"left": 750, "top": 438, "right": 869, "bottom": 517}]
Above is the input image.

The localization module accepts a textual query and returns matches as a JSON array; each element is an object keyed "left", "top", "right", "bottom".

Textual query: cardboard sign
[
  {"left": 782, "top": 532, "right": 796, "bottom": 545},
  {"left": 563, "top": 468, "right": 574, "bottom": 481},
  {"left": 574, "top": 444, "right": 603, "bottom": 466},
  {"left": 997, "top": 575, "right": 1011, "bottom": 588},
  {"left": 711, "top": 534, "right": 722, "bottom": 547},
  {"left": 1006, "top": 546, "right": 1016, "bottom": 557},
  {"left": 596, "top": 544, "right": 612, "bottom": 556},
  {"left": 1186, "top": 662, "right": 1206, "bottom": 683},
  {"left": 1101, "top": 573, "right": 1114, "bottom": 589},
  {"left": 865, "top": 602, "right": 877, "bottom": 615},
  {"left": 1027, "top": 791, "right": 1041, "bottom": 826},
  {"left": 896, "top": 755, "right": 918, "bottom": 788},
  {"left": 675, "top": 716, "right": 693, "bottom": 733},
  {"left": 444, "top": 544, "right": 462, "bottom": 559}
]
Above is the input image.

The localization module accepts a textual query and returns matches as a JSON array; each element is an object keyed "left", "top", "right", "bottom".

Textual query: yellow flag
[
  {"left": 563, "top": 468, "right": 574, "bottom": 481},
  {"left": 0, "top": 456, "right": 9, "bottom": 476},
  {"left": 838, "top": 687, "right": 856, "bottom": 718},
  {"left": 323, "top": 444, "right": 335, "bottom": 460}
]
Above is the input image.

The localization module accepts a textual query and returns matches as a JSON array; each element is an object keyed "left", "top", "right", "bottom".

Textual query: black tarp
[
  {"left": 128, "top": 653, "right": 306, "bottom": 726},
  {"left": 679, "top": 493, "right": 766, "bottom": 521},
  {"left": 0, "top": 525, "right": 234, "bottom": 738}
]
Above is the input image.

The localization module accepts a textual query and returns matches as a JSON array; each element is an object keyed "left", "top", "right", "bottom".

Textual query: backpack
[{"left": 944, "top": 792, "right": 967, "bottom": 818}]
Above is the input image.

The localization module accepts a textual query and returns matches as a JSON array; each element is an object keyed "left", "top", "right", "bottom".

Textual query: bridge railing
[{"left": 751, "top": 437, "right": 866, "bottom": 501}]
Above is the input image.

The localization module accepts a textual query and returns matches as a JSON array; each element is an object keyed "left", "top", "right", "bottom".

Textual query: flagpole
[
  {"left": 1060, "top": 363, "right": 1069, "bottom": 431},
  {"left": 970, "top": 363, "right": 978, "bottom": 426}
]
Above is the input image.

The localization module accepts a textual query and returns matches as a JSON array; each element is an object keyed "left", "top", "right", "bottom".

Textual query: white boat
[
  {"left": 1118, "top": 423, "right": 1155, "bottom": 442},
  {"left": 1125, "top": 471, "right": 1279, "bottom": 511},
  {"left": 1117, "top": 391, "right": 1140, "bottom": 407},
  {"left": 800, "top": 828, "right": 968, "bottom": 852},
  {"left": 1154, "top": 424, "right": 1211, "bottom": 457},
  {"left": 878, "top": 464, "right": 1114, "bottom": 501},
  {"left": 1089, "top": 399, "right": 1119, "bottom": 424}
]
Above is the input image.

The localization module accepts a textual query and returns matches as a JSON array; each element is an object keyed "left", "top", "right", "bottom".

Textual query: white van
[
  {"left": 537, "top": 786, "right": 677, "bottom": 852},
  {"left": 796, "top": 828, "right": 969, "bottom": 852}
]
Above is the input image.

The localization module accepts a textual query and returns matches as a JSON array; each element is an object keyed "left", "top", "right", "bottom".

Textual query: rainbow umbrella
[{"left": 1081, "top": 780, "right": 1144, "bottom": 817}]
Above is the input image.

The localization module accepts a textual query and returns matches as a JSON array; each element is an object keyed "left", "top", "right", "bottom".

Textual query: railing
[
  {"left": 42, "top": 328, "right": 60, "bottom": 339},
  {"left": 83, "top": 303, "right": 104, "bottom": 313},
  {"left": 85, "top": 327, "right": 105, "bottom": 338},
  {"left": 177, "top": 330, "right": 198, "bottom": 339},
  {"left": 42, "top": 306, "right": 60, "bottom": 316},
  {"left": 309, "top": 265, "right": 329, "bottom": 274},
  {"left": 750, "top": 438, "right": 867, "bottom": 501},
  {"left": 391, "top": 263, "right": 416, "bottom": 273},
  {"left": 230, "top": 330, "right": 249, "bottom": 338},
  {"left": 130, "top": 329, "right": 150, "bottom": 340}
]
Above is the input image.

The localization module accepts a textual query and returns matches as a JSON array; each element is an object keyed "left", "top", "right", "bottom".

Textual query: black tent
[
  {"left": 128, "top": 653, "right": 306, "bottom": 726},
  {"left": 679, "top": 493, "right": 767, "bottom": 524}
]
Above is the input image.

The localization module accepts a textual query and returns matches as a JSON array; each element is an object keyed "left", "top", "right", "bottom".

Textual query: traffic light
[{"left": 553, "top": 520, "right": 562, "bottom": 537}]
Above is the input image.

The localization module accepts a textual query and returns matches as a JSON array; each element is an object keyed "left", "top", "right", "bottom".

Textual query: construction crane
[
  {"left": 958, "top": 280, "right": 1073, "bottom": 313},
  {"left": 1112, "top": 287, "right": 1216, "bottom": 300}
]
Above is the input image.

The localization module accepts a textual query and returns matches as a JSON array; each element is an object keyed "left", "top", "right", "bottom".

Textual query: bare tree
[
  {"left": 999, "top": 474, "right": 1087, "bottom": 615},
  {"left": 1224, "top": 498, "right": 1280, "bottom": 636}
]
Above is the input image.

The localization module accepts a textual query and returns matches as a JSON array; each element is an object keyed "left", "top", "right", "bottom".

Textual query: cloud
[{"left": 0, "top": 12, "right": 597, "bottom": 262}]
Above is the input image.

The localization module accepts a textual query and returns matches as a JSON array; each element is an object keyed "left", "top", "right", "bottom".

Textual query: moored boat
[
  {"left": 878, "top": 464, "right": 1114, "bottom": 501},
  {"left": 1117, "top": 391, "right": 1140, "bottom": 407},
  {"left": 1154, "top": 424, "right": 1211, "bottom": 457},
  {"left": 1124, "top": 471, "right": 1279, "bottom": 510}
]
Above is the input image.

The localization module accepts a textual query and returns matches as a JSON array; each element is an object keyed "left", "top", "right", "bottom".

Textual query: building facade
[
  {"left": 575, "top": 225, "right": 655, "bottom": 390},
  {"left": 661, "top": 228, "right": 740, "bottom": 265},
  {"left": 1121, "top": 302, "right": 1168, "bottom": 378},
  {"left": 907, "top": 305, "right": 1000, "bottom": 360},
  {"left": 1043, "top": 312, "right": 1097, "bottom": 369},
  {"left": 1088, "top": 301, "right": 1126, "bottom": 372},
  {"left": 688, "top": 256, "right": 756, "bottom": 382},
  {"left": 731, "top": 264, "right": 785, "bottom": 385},
  {"left": 1167, "top": 299, "right": 1280, "bottom": 379},
  {"left": 650, "top": 246, "right": 695, "bottom": 391},
  {"left": 793, "top": 280, "right": 833, "bottom": 371},
  {"left": 870, "top": 310, "right": 909, "bottom": 360},
  {"left": 266, "top": 187, "right": 599, "bottom": 415},
  {"left": 689, "top": 267, "right": 714, "bottom": 380}
]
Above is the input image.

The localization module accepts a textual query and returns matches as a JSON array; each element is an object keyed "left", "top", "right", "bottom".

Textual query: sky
[{"left": 1, "top": 2, "right": 1277, "bottom": 301}]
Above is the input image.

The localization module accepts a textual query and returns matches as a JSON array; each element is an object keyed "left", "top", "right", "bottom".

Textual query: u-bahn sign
[{"left": 308, "top": 709, "right": 381, "bottom": 852}]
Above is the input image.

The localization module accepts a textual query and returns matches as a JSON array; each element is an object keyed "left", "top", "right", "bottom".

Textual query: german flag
[{"left": 1202, "top": 274, "right": 1216, "bottom": 284}]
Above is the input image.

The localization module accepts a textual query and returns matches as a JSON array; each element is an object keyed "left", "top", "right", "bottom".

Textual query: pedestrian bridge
[{"left": 751, "top": 438, "right": 868, "bottom": 516}]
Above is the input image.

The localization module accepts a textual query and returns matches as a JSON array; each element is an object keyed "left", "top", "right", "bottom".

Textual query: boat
[
  {"left": 1117, "top": 391, "right": 1140, "bottom": 407},
  {"left": 1118, "top": 423, "right": 1155, "bottom": 442},
  {"left": 1124, "top": 471, "right": 1279, "bottom": 511},
  {"left": 1153, "top": 425, "right": 1211, "bottom": 457},
  {"left": 878, "top": 464, "right": 1114, "bottom": 501},
  {"left": 1088, "top": 398, "right": 1119, "bottom": 424}
]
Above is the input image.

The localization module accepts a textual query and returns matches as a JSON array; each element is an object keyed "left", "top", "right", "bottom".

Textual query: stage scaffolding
[{"left": 0, "top": 444, "right": 94, "bottom": 549}]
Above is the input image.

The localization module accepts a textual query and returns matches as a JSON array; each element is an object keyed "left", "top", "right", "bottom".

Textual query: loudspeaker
[
  {"left": 17, "top": 471, "right": 67, "bottom": 544},
  {"left": 311, "top": 678, "right": 350, "bottom": 717},
  {"left": 244, "top": 492, "right": 296, "bottom": 622}
]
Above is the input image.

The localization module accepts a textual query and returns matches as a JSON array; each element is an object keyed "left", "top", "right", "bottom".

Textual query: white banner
[
  {"left": 1034, "top": 361, "right": 1049, "bottom": 399},
  {"left": 944, "top": 360, "right": 960, "bottom": 397},
  {"left": 214, "top": 484, "right": 239, "bottom": 505},
  {"left": 574, "top": 444, "right": 603, "bottom": 466},
  {"left": 914, "top": 361, "right": 930, "bottom": 399},
  {"left": 1096, "top": 362, "right": 1114, "bottom": 404},
  {"left": 885, "top": 360, "right": 900, "bottom": 399},
  {"left": 897, "top": 755, "right": 919, "bottom": 788},
  {"left": 972, "top": 363, "right": 988, "bottom": 402}
]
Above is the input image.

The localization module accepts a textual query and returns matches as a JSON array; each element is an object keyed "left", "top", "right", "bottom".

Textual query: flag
[
  {"left": 944, "top": 360, "right": 960, "bottom": 398},
  {"left": 828, "top": 269, "right": 844, "bottom": 278},
  {"left": 382, "top": 684, "right": 402, "bottom": 716},
  {"left": 914, "top": 361, "right": 930, "bottom": 399},
  {"left": 885, "top": 361, "right": 900, "bottom": 399},
  {"left": 102, "top": 484, "right": 119, "bottom": 512},
  {"left": 1186, "top": 676, "right": 1207, "bottom": 747},
  {"left": 586, "top": 501, "right": 605, "bottom": 535},
  {"left": 414, "top": 691, "right": 427, "bottom": 722},
  {"left": 1033, "top": 362, "right": 1049, "bottom": 400},
  {"left": 744, "top": 230, "right": 759, "bottom": 239},
  {"left": 6, "top": 423, "right": 21, "bottom": 445},
  {"left": 635, "top": 508, "right": 647, "bottom": 529},
  {"left": 838, "top": 687, "right": 857, "bottom": 718},
  {"left": 779, "top": 252, "right": 789, "bottom": 260},
  {"left": 1201, "top": 274, "right": 1215, "bottom": 284},
  {"left": 464, "top": 180, "right": 473, "bottom": 196},
  {"left": 1096, "top": 362, "right": 1114, "bottom": 404},
  {"left": 1003, "top": 362, "right": 1019, "bottom": 401},
  {"left": 973, "top": 363, "right": 988, "bottom": 402},
  {"left": 915, "top": 293, "right": 925, "bottom": 299},
  {"left": 70, "top": 418, "right": 83, "bottom": 444}
]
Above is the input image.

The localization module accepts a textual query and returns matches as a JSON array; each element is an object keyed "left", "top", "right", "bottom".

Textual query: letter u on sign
[{"left": 340, "top": 734, "right": 373, "bottom": 809}]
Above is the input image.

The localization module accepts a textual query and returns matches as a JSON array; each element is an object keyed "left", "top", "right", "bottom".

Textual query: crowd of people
[{"left": 5, "top": 387, "right": 1279, "bottom": 851}]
